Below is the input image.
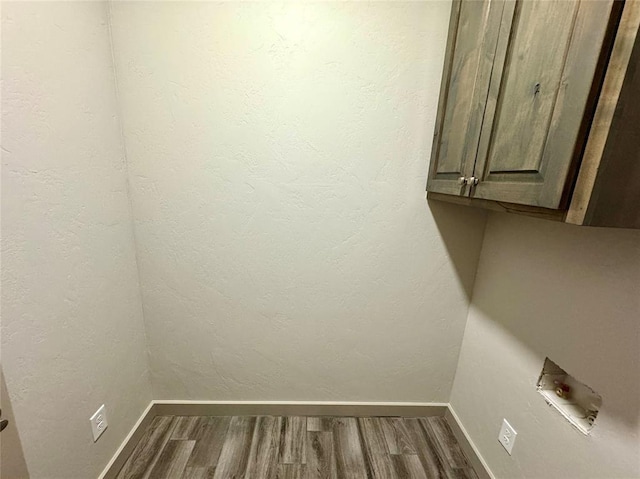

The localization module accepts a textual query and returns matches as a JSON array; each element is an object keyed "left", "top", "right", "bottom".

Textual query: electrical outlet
[
  {"left": 498, "top": 418, "right": 517, "bottom": 455},
  {"left": 90, "top": 404, "right": 108, "bottom": 442}
]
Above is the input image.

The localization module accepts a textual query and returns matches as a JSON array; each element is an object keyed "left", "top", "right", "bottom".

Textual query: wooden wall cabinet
[{"left": 427, "top": 0, "right": 640, "bottom": 229}]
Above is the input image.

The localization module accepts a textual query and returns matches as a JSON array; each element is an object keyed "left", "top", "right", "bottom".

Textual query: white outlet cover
[
  {"left": 90, "top": 404, "right": 108, "bottom": 442},
  {"left": 498, "top": 418, "right": 517, "bottom": 455}
]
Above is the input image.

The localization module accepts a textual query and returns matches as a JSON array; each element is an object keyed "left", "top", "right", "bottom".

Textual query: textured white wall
[
  {"left": 109, "top": 1, "right": 487, "bottom": 401},
  {"left": 450, "top": 213, "right": 640, "bottom": 479},
  {"left": 1, "top": 3, "right": 153, "bottom": 478}
]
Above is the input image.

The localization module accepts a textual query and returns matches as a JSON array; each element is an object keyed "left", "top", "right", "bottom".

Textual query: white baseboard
[
  {"left": 98, "top": 400, "right": 492, "bottom": 479},
  {"left": 152, "top": 400, "right": 448, "bottom": 418},
  {"left": 445, "top": 405, "right": 495, "bottom": 479}
]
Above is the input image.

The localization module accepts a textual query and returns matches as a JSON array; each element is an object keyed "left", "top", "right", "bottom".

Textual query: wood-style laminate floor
[{"left": 116, "top": 415, "right": 479, "bottom": 479}]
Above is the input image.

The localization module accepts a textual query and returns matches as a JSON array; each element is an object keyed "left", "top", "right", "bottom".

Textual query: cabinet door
[
  {"left": 427, "top": 0, "right": 505, "bottom": 196},
  {"left": 471, "top": 0, "right": 615, "bottom": 208}
]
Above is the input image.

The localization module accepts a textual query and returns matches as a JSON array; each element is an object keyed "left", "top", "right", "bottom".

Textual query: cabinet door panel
[
  {"left": 427, "top": 0, "right": 504, "bottom": 196},
  {"left": 472, "top": 0, "right": 614, "bottom": 208},
  {"left": 488, "top": 1, "right": 577, "bottom": 173}
]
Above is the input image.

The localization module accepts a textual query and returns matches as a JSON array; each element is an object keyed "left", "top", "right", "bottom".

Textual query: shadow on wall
[
  {"left": 1, "top": 369, "right": 30, "bottom": 478},
  {"left": 467, "top": 214, "right": 640, "bottom": 432},
  {"left": 427, "top": 199, "right": 488, "bottom": 301}
]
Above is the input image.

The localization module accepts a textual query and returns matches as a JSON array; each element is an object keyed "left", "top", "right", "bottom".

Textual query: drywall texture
[
  {"left": 1, "top": 3, "right": 153, "bottom": 478},
  {"left": 450, "top": 213, "right": 640, "bottom": 479},
  {"left": 109, "top": 1, "right": 487, "bottom": 401}
]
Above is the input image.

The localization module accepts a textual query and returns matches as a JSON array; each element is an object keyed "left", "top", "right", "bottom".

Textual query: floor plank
[
  {"left": 212, "top": 416, "right": 256, "bottom": 479},
  {"left": 421, "top": 417, "right": 470, "bottom": 469},
  {"left": 185, "top": 417, "right": 231, "bottom": 476},
  {"left": 381, "top": 418, "right": 417, "bottom": 455},
  {"left": 358, "top": 418, "right": 389, "bottom": 454},
  {"left": 306, "top": 431, "right": 336, "bottom": 479},
  {"left": 116, "top": 415, "right": 176, "bottom": 479},
  {"left": 276, "top": 463, "right": 306, "bottom": 479},
  {"left": 182, "top": 466, "right": 205, "bottom": 479},
  {"left": 245, "top": 416, "right": 282, "bottom": 478},
  {"left": 182, "top": 467, "right": 207, "bottom": 479},
  {"left": 279, "top": 416, "right": 307, "bottom": 464},
  {"left": 171, "top": 416, "right": 200, "bottom": 440},
  {"left": 307, "top": 417, "right": 333, "bottom": 432},
  {"left": 358, "top": 418, "right": 396, "bottom": 479},
  {"left": 148, "top": 440, "right": 195, "bottom": 479},
  {"left": 443, "top": 467, "right": 480, "bottom": 479},
  {"left": 391, "top": 454, "right": 428, "bottom": 479},
  {"left": 404, "top": 418, "right": 447, "bottom": 479},
  {"left": 331, "top": 418, "right": 367, "bottom": 479}
]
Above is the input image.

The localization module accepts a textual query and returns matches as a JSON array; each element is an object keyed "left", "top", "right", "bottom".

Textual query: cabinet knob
[
  {"left": 466, "top": 176, "right": 479, "bottom": 186},
  {"left": 458, "top": 176, "right": 467, "bottom": 185}
]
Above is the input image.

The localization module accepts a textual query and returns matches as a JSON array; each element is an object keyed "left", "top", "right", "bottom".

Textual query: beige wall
[
  {"left": 1, "top": 3, "right": 153, "bottom": 478},
  {"left": 109, "top": 1, "right": 487, "bottom": 402},
  {"left": 450, "top": 213, "right": 640, "bottom": 479}
]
